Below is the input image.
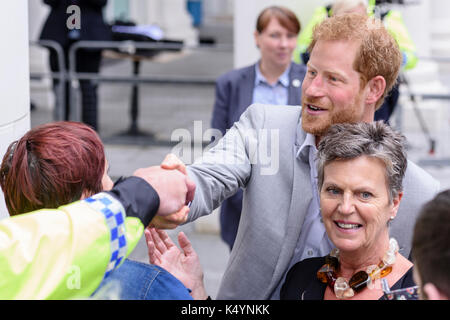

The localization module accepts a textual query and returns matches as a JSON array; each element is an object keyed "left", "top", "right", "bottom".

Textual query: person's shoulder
[
  {"left": 290, "top": 62, "right": 307, "bottom": 82},
  {"left": 285, "top": 257, "right": 326, "bottom": 284},
  {"left": 385, "top": 9, "right": 404, "bottom": 20},
  {"left": 404, "top": 160, "right": 440, "bottom": 195},
  {"left": 217, "top": 64, "right": 255, "bottom": 83},
  {"left": 400, "top": 266, "right": 416, "bottom": 288},
  {"left": 313, "top": 5, "right": 329, "bottom": 16},
  {"left": 246, "top": 103, "right": 302, "bottom": 116},
  {"left": 282, "top": 257, "right": 325, "bottom": 300},
  {"left": 290, "top": 257, "right": 325, "bottom": 274},
  {"left": 290, "top": 61, "right": 307, "bottom": 73},
  {"left": 242, "top": 103, "right": 302, "bottom": 128}
]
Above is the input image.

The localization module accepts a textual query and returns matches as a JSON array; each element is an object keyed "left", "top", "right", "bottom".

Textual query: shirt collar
[
  {"left": 254, "top": 62, "right": 291, "bottom": 87},
  {"left": 296, "top": 133, "right": 317, "bottom": 162}
]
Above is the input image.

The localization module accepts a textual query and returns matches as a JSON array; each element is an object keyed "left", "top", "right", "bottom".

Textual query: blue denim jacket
[{"left": 93, "top": 259, "right": 193, "bottom": 300}]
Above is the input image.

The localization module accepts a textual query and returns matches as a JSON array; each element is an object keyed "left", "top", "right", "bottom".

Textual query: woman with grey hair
[
  {"left": 144, "top": 121, "right": 417, "bottom": 300},
  {"left": 281, "top": 121, "right": 416, "bottom": 299}
]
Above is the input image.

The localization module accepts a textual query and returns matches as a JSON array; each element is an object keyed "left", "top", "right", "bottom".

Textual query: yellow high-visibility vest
[{"left": 0, "top": 192, "right": 143, "bottom": 299}]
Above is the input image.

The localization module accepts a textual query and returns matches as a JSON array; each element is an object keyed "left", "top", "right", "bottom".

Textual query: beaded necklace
[{"left": 317, "top": 238, "right": 399, "bottom": 299}]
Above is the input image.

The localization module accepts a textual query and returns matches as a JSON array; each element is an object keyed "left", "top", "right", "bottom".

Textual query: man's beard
[{"left": 301, "top": 94, "right": 363, "bottom": 137}]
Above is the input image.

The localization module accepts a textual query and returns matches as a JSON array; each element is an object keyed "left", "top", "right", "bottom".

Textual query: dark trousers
[{"left": 49, "top": 47, "right": 102, "bottom": 131}]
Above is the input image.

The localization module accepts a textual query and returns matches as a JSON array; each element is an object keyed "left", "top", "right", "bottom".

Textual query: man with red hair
[{"left": 154, "top": 13, "right": 439, "bottom": 300}]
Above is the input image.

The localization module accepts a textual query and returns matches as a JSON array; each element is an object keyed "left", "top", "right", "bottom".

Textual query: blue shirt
[
  {"left": 93, "top": 259, "right": 193, "bottom": 300},
  {"left": 270, "top": 133, "right": 334, "bottom": 299},
  {"left": 252, "top": 62, "right": 290, "bottom": 106}
]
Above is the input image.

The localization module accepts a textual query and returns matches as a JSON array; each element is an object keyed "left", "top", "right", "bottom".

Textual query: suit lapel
[
  {"left": 288, "top": 63, "right": 304, "bottom": 106},
  {"left": 265, "top": 126, "right": 313, "bottom": 298},
  {"left": 237, "top": 66, "right": 255, "bottom": 117}
]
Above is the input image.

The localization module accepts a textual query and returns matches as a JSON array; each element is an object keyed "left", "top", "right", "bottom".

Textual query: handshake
[
  {"left": 134, "top": 154, "right": 208, "bottom": 299},
  {"left": 133, "top": 153, "right": 194, "bottom": 228}
]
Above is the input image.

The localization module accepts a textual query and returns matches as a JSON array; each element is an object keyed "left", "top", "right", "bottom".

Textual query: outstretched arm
[
  {"left": 149, "top": 154, "right": 193, "bottom": 229},
  {"left": 153, "top": 104, "right": 268, "bottom": 227},
  {"left": 0, "top": 165, "right": 195, "bottom": 299}
]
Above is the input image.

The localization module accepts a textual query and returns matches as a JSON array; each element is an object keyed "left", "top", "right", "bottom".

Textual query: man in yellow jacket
[{"left": 0, "top": 166, "right": 194, "bottom": 299}]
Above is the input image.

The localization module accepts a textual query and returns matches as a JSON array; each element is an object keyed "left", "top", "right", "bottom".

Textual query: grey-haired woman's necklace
[{"left": 317, "top": 238, "right": 399, "bottom": 299}]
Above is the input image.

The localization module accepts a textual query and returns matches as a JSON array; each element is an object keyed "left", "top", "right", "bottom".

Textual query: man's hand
[
  {"left": 145, "top": 227, "right": 208, "bottom": 300},
  {"left": 161, "top": 154, "right": 196, "bottom": 203},
  {"left": 161, "top": 153, "right": 188, "bottom": 173},
  {"left": 149, "top": 208, "right": 189, "bottom": 229},
  {"left": 142, "top": 154, "right": 193, "bottom": 229},
  {"left": 133, "top": 166, "right": 195, "bottom": 216}
]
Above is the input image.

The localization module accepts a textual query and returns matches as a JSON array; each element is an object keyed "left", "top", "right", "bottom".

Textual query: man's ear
[
  {"left": 365, "top": 75, "right": 386, "bottom": 105},
  {"left": 423, "top": 283, "right": 449, "bottom": 300}
]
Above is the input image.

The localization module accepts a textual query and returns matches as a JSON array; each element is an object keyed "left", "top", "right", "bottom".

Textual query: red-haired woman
[
  {"left": 1, "top": 121, "right": 113, "bottom": 216},
  {"left": 0, "top": 121, "right": 193, "bottom": 300}
]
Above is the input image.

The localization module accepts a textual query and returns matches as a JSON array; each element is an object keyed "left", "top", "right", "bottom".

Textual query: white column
[
  {"left": 0, "top": 0, "right": 31, "bottom": 219},
  {"left": 29, "top": 0, "right": 54, "bottom": 110}
]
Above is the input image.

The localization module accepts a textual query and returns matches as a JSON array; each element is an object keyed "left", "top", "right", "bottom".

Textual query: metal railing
[
  {"left": 67, "top": 41, "right": 231, "bottom": 123},
  {"left": 70, "top": 41, "right": 230, "bottom": 134},
  {"left": 30, "top": 40, "right": 231, "bottom": 135},
  {"left": 29, "top": 40, "right": 66, "bottom": 121}
]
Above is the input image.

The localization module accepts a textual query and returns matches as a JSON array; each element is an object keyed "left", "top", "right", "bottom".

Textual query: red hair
[
  {"left": 0, "top": 121, "right": 105, "bottom": 215},
  {"left": 256, "top": 6, "right": 301, "bottom": 35}
]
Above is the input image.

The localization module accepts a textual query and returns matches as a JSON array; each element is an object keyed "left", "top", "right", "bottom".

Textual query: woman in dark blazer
[
  {"left": 211, "top": 6, "right": 306, "bottom": 250},
  {"left": 40, "top": 0, "right": 112, "bottom": 131}
]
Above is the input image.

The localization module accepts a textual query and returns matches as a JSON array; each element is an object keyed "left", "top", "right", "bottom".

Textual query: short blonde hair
[{"left": 309, "top": 13, "right": 402, "bottom": 110}]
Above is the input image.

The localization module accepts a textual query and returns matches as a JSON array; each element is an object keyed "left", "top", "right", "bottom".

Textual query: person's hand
[
  {"left": 149, "top": 208, "right": 189, "bottom": 229},
  {"left": 149, "top": 154, "right": 194, "bottom": 228},
  {"left": 132, "top": 166, "right": 195, "bottom": 216},
  {"left": 161, "top": 154, "right": 195, "bottom": 204},
  {"left": 161, "top": 153, "right": 187, "bottom": 174},
  {"left": 145, "top": 227, "right": 208, "bottom": 300}
]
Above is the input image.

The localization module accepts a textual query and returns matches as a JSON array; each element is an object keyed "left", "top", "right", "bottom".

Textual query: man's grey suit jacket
[
  {"left": 211, "top": 62, "right": 306, "bottom": 249},
  {"left": 187, "top": 104, "right": 440, "bottom": 300}
]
